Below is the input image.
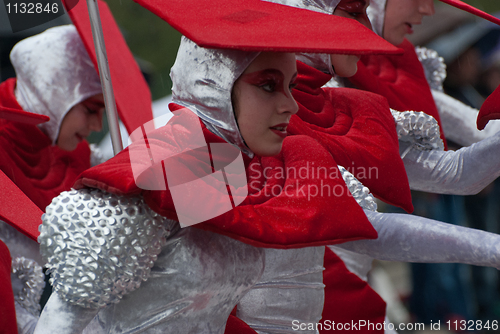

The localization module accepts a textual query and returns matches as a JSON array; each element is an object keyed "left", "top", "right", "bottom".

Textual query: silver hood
[
  {"left": 170, "top": 37, "right": 259, "bottom": 157},
  {"left": 10, "top": 25, "right": 102, "bottom": 144},
  {"left": 366, "top": 0, "right": 387, "bottom": 37}
]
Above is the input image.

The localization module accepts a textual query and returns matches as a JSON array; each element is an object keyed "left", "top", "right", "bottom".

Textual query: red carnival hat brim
[
  {"left": 0, "top": 106, "right": 49, "bottom": 125},
  {"left": 133, "top": 0, "right": 402, "bottom": 55}
]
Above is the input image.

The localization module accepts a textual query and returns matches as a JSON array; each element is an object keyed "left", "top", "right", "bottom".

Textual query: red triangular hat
[
  {"left": 62, "top": 0, "right": 153, "bottom": 135},
  {"left": 0, "top": 170, "right": 43, "bottom": 241},
  {"left": 477, "top": 85, "right": 500, "bottom": 130},
  {"left": 440, "top": 0, "right": 500, "bottom": 26},
  {"left": 0, "top": 106, "right": 49, "bottom": 125},
  {"left": 133, "top": 0, "right": 402, "bottom": 55}
]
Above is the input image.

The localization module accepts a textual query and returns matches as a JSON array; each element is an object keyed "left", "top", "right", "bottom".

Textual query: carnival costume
[
  {"left": 33, "top": 0, "right": 409, "bottom": 333},
  {"left": 0, "top": 1, "right": 153, "bottom": 331},
  {"left": 256, "top": 0, "right": 500, "bottom": 333}
]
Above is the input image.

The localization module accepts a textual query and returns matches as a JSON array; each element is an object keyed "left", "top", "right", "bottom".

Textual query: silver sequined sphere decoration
[
  {"left": 38, "top": 188, "right": 176, "bottom": 309},
  {"left": 338, "top": 166, "right": 377, "bottom": 212},
  {"left": 416, "top": 46, "right": 447, "bottom": 92},
  {"left": 391, "top": 109, "right": 444, "bottom": 152}
]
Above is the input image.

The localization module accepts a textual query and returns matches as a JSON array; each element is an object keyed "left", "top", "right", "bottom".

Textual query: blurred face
[
  {"left": 56, "top": 93, "right": 104, "bottom": 151},
  {"left": 383, "top": 0, "right": 435, "bottom": 45},
  {"left": 233, "top": 52, "right": 299, "bottom": 157},
  {"left": 331, "top": 0, "right": 371, "bottom": 77}
]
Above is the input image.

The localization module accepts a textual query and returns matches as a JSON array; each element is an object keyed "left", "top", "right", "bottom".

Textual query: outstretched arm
[
  {"left": 336, "top": 210, "right": 500, "bottom": 268},
  {"left": 402, "top": 130, "right": 500, "bottom": 195}
]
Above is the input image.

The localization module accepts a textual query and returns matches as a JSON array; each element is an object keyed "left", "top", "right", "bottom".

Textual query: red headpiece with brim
[
  {"left": 62, "top": 0, "right": 153, "bottom": 134},
  {"left": 133, "top": 0, "right": 402, "bottom": 55}
]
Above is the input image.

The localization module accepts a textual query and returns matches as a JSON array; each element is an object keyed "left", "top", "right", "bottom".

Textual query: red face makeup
[
  {"left": 240, "top": 69, "right": 296, "bottom": 97},
  {"left": 335, "top": 0, "right": 371, "bottom": 29}
]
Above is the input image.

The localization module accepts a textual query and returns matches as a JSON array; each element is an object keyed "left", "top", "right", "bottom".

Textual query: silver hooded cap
[
  {"left": 265, "top": 0, "right": 341, "bottom": 73},
  {"left": 170, "top": 37, "right": 259, "bottom": 157},
  {"left": 366, "top": 0, "right": 387, "bottom": 37},
  {"left": 10, "top": 25, "right": 102, "bottom": 144}
]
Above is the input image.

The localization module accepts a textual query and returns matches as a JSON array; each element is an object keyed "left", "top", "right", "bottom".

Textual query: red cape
[
  {"left": 0, "top": 240, "right": 18, "bottom": 334},
  {"left": 0, "top": 78, "right": 91, "bottom": 238},
  {"left": 350, "top": 39, "right": 448, "bottom": 149}
]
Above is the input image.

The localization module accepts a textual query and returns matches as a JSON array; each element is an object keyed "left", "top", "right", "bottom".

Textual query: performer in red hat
[
  {"left": 0, "top": 1, "right": 154, "bottom": 331},
  {"left": 245, "top": 1, "right": 500, "bottom": 333},
  {"left": 33, "top": 0, "right": 409, "bottom": 333},
  {"left": 33, "top": 2, "right": 500, "bottom": 334}
]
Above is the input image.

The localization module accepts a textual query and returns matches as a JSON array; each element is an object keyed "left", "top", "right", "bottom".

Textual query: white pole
[{"left": 85, "top": 0, "right": 123, "bottom": 155}]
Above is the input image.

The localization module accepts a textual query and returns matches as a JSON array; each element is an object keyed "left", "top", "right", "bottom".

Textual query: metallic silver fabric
[
  {"left": 11, "top": 25, "right": 102, "bottom": 143},
  {"left": 391, "top": 109, "right": 444, "bottom": 157},
  {"left": 0, "top": 220, "right": 43, "bottom": 266},
  {"left": 338, "top": 209, "right": 500, "bottom": 268},
  {"left": 85, "top": 228, "right": 265, "bottom": 334},
  {"left": 366, "top": 0, "right": 387, "bottom": 37},
  {"left": 264, "top": 0, "right": 341, "bottom": 15},
  {"left": 38, "top": 188, "right": 176, "bottom": 308},
  {"left": 401, "top": 129, "right": 500, "bottom": 195},
  {"left": 338, "top": 165, "right": 377, "bottom": 211},
  {"left": 15, "top": 301, "right": 39, "bottom": 334},
  {"left": 237, "top": 247, "right": 325, "bottom": 334},
  {"left": 89, "top": 144, "right": 106, "bottom": 167},
  {"left": 415, "top": 46, "right": 446, "bottom": 92},
  {"left": 264, "top": 0, "right": 341, "bottom": 74},
  {"left": 432, "top": 89, "right": 500, "bottom": 146},
  {"left": 11, "top": 257, "right": 45, "bottom": 317},
  {"left": 170, "top": 37, "right": 259, "bottom": 157}
]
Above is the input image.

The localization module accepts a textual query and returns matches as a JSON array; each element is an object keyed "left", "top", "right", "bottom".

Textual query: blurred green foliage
[
  {"left": 106, "top": 0, "right": 181, "bottom": 100},
  {"left": 461, "top": 0, "right": 500, "bottom": 13}
]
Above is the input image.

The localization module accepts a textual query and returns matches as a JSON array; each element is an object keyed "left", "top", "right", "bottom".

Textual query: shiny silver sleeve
[
  {"left": 336, "top": 210, "right": 500, "bottom": 268},
  {"left": 402, "top": 129, "right": 500, "bottom": 195},
  {"left": 38, "top": 188, "right": 176, "bottom": 309},
  {"left": 432, "top": 89, "right": 500, "bottom": 146}
]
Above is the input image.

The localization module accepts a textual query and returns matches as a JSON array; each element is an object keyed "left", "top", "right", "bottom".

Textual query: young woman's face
[
  {"left": 383, "top": 0, "right": 435, "bottom": 45},
  {"left": 233, "top": 52, "right": 298, "bottom": 157},
  {"left": 331, "top": 0, "right": 371, "bottom": 77},
  {"left": 56, "top": 93, "right": 105, "bottom": 151}
]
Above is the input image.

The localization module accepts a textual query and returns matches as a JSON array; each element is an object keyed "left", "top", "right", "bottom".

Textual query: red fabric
[
  {"left": 477, "top": 85, "right": 500, "bottom": 130},
  {"left": 75, "top": 105, "right": 377, "bottom": 249},
  {"left": 224, "top": 307, "right": 258, "bottom": 334},
  {"left": 63, "top": 0, "right": 153, "bottom": 134},
  {"left": 350, "top": 39, "right": 448, "bottom": 149},
  {"left": 0, "top": 170, "right": 43, "bottom": 241},
  {"left": 292, "top": 61, "right": 413, "bottom": 213},
  {"left": 320, "top": 247, "right": 386, "bottom": 334},
  {"left": 0, "top": 78, "right": 91, "bottom": 239},
  {"left": 133, "top": 0, "right": 401, "bottom": 55},
  {"left": 0, "top": 240, "right": 18, "bottom": 334}
]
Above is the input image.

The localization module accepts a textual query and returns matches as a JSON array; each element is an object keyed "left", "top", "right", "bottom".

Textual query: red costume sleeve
[
  {"left": 291, "top": 61, "right": 413, "bottom": 213},
  {"left": 349, "top": 39, "right": 447, "bottom": 149},
  {"left": 0, "top": 241, "right": 18, "bottom": 334},
  {"left": 319, "top": 247, "right": 386, "bottom": 334}
]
